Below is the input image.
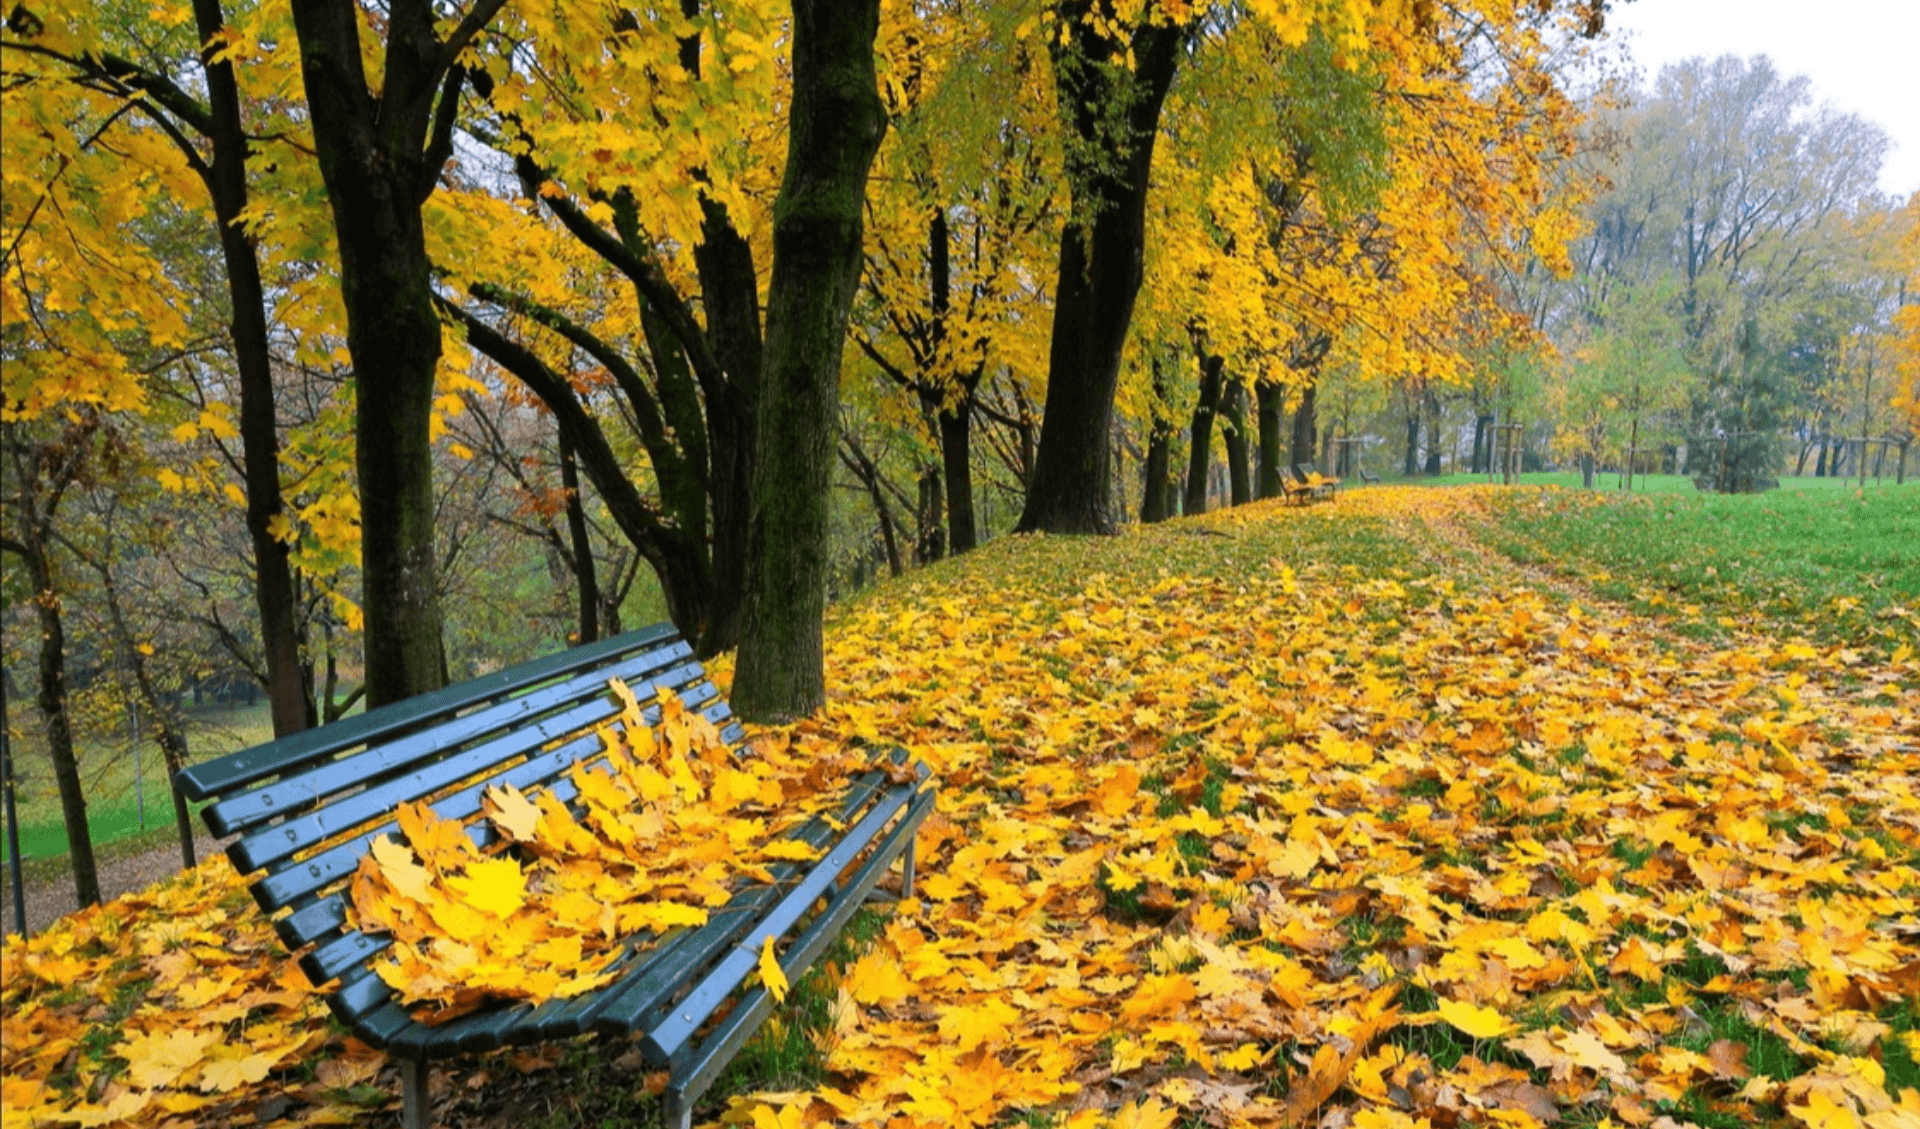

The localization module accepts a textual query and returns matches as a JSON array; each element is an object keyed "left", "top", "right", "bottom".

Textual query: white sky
[{"left": 1603, "top": 0, "right": 1920, "bottom": 202}]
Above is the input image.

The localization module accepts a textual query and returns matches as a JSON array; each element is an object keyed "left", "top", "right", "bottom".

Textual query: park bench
[
  {"left": 176, "top": 624, "right": 934, "bottom": 1129},
  {"left": 1358, "top": 467, "right": 1380, "bottom": 486},
  {"left": 1290, "top": 464, "right": 1339, "bottom": 501}
]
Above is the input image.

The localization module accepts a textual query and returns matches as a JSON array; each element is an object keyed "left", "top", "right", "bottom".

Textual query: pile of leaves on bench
[{"left": 350, "top": 685, "right": 846, "bottom": 1022}]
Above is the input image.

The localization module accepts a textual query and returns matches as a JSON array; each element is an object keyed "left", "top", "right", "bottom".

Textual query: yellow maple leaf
[
  {"left": 445, "top": 858, "right": 528, "bottom": 918},
  {"left": 843, "top": 949, "right": 913, "bottom": 1006},
  {"left": 115, "top": 1026, "right": 221, "bottom": 1089},
  {"left": 197, "top": 1046, "right": 284, "bottom": 1092},
  {"left": 758, "top": 935, "right": 789, "bottom": 1003},
  {"left": 485, "top": 783, "right": 542, "bottom": 842},
  {"left": 937, "top": 997, "right": 1019, "bottom": 1052},
  {"left": 370, "top": 835, "right": 434, "bottom": 903},
  {"left": 1438, "top": 997, "right": 1517, "bottom": 1039}
]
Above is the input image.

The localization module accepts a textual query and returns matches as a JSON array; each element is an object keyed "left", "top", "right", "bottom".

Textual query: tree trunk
[
  {"left": 190, "top": 0, "right": 308, "bottom": 737},
  {"left": 559, "top": 432, "right": 600, "bottom": 644},
  {"left": 1256, "top": 381, "right": 1285, "bottom": 499},
  {"left": 1289, "top": 381, "right": 1319, "bottom": 468},
  {"left": 938, "top": 407, "right": 977, "bottom": 553},
  {"left": 1471, "top": 414, "right": 1493, "bottom": 474},
  {"left": 287, "top": 0, "right": 493, "bottom": 706},
  {"left": 839, "top": 436, "right": 904, "bottom": 579},
  {"left": 1221, "top": 379, "right": 1250, "bottom": 507},
  {"left": 915, "top": 465, "right": 945, "bottom": 564},
  {"left": 1185, "top": 353, "right": 1225, "bottom": 516},
  {"left": 1581, "top": 452, "right": 1595, "bottom": 490},
  {"left": 1404, "top": 410, "right": 1420, "bottom": 477},
  {"left": 22, "top": 541, "right": 100, "bottom": 908},
  {"left": 732, "top": 0, "right": 887, "bottom": 722},
  {"left": 1141, "top": 357, "right": 1174, "bottom": 524},
  {"left": 691, "top": 207, "right": 761, "bottom": 657},
  {"left": 1424, "top": 390, "right": 1442, "bottom": 475},
  {"left": 1016, "top": 15, "right": 1186, "bottom": 535}
]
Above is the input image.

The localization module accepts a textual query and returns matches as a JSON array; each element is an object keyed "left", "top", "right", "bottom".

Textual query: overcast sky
[{"left": 1604, "top": 0, "right": 1920, "bottom": 202}]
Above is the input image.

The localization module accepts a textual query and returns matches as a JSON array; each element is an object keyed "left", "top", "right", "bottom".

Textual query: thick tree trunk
[
  {"left": 1185, "top": 353, "right": 1225, "bottom": 516},
  {"left": 938, "top": 407, "right": 977, "bottom": 553},
  {"left": 558, "top": 432, "right": 600, "bottom": 644},
  {"left": 1221, "top": 379, "right": 1250, "bottom": 507},
  {"left": 732, "top": 0, "right": 887, "bottom": 722},
  {"left": 691, "top": 206, "right": 761, "bottom": 657},
  {"left": 288, "top": 0, "right": 471, "bottom": 706},
  {"left": 1256, "top": 381, "right": 1285, "bottom": 499},
  {"left": 1471, "top": 414, "right": 1493, "bottom": 474},
  {"left": 1404, "top": 411, "right": 1420, "bottom": 477},
  {"left": 915, "top": 465, "right": 945, "bottom": 564},
  {"left": 1289, "top": 381, "right": 1319, "bottom": 468},
  {"left": 1016, "top": 16, "right": 1186, "bottom": 535},
  {"left": 191, "top": 0, "right": 307, "bottom": 737}
]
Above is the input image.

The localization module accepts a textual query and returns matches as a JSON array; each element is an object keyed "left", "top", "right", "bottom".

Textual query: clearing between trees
[{"left": 5, "top": 485, "right": 1918, "bottom": 1129}]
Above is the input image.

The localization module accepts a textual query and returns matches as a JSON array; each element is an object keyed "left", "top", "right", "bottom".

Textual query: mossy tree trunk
[
  {"left": 1256, "top": 380, "right": 1286, "bottom": 500},
  {"left": 1221, "top": 379, "right": 1250, "bottom": 507},
  {"left": 732, "top": 0, "right": 887, "bottom": 722},
  {"left": 1016, "top": 11, "right": 1187, "bottom": 535}
]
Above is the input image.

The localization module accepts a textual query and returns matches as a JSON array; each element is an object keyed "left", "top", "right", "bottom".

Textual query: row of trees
[{"left": 4, "top": 0, "right": 1608, "bottom": 905}]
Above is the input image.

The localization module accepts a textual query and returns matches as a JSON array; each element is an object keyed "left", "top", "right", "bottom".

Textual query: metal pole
[{"left": 3, "top": 672, "right": 28, "bottom": 937}]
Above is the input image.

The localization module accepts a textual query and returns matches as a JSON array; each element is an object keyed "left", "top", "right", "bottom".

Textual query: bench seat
[{"left": 177, "top": 625, "right": 933, "bottom": 1129}]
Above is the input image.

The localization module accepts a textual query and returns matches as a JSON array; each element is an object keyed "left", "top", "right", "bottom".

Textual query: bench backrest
[{"left": 175, "top": 626, "right": 738, "bottom": 1014}]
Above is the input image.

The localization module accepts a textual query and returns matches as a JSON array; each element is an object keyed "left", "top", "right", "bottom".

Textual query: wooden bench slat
[
  {"left": 663, "top": 785, "right": 936, "bottom": 1107},
  {"left": 246, "top": 685, "right": 731, "bottom": 914},
  {"left": 639, "top": 779, "right": 917, "bottom": 1066},
  {"left": 178, "top": 625, "right": 679, "bottom": 802},
  {"left": 266, "top": 690, "right": 734, "bottom": 938},
  {"left": 212, "top": 651, "right": 703, "bottom": 843}
]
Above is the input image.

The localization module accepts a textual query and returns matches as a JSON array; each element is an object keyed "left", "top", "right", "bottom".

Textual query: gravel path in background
[{"left": 2, "top": 835, "right": 224, "bottom": 937}]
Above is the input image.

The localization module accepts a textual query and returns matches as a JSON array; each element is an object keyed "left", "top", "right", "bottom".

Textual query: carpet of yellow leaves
[{"left": 5, "top": 486, "right": 1918, "bottom": 1129}]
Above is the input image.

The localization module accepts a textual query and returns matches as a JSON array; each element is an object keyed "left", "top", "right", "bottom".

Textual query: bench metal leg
[
  {"left": 663, "top": 1087, "right": 693, "bottom": 1129},
  {"left": 401, "top": 1058, "right": 430, "bottom": 1129},
  {"left": 901, "top": 837, "right": 916, "bottom": 900}
]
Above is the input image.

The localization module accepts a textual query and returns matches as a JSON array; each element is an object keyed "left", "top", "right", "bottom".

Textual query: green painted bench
[{"left": 177, "top": 625, "right": 933, "bottom": 1129}]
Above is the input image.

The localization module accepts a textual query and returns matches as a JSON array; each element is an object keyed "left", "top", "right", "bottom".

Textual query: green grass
[
  {"left": 1472, "top": 483, "right": 1920, "bottom": 656},
  {"left": 4, "top": 702, "right": 278, "bottom": 866},
  {"left": 1410, "top": 471, "right": 1899, "bottom": 495}
]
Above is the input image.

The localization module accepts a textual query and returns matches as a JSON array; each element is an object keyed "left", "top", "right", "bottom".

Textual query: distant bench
[{"left": 177, "top": 625, "right": 934, "bottom": 1129}]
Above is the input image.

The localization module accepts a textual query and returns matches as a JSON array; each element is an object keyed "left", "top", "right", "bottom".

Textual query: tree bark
[
  {"left": 2, "top": 420, "right": 102, "bottom": 907},
  {"left": 1289, "top": 381, "right": 1319, "bottom": 468},
  {"left": 938, "top": 406, "right": 977, "bottom": 553},
  {"left": 1016, "top": 14, "right": 1186, "bottom": 535},
  {"left": 1141, "top": 356, "right": 1173, "bottom": 524},
  {"left": 732, "top": 0, "right": 887, "bottom": 722},
  {"left": 1471, "top": 413, "right": 1493, "bottom": 474},
  {"left": 1404, "top": 409, "right": 1420, "bottom": 477},
  {"left": 1424, "top": 389, "right": 1443, "bottom": 476},
  {"left": 287, "top": 0, "right": 499, "bottom": 705},
  {"left": 1256, "top": 381, "right": 1285, "bottom": 499},
  {"left": 22, "top": 539, "right": 99, "bottom": 908},
  {"left": 187, "top": 0, "right": 308, "bottom": 737},
  {"left": 558, "top": 432, "right": 600, "bottom": 644},
  {"left": 1185, "top": 352, "right": 1225, "bottom": 516},
  {"left": 1221, "top": 379, "right": 1250, "bottom": 507}
]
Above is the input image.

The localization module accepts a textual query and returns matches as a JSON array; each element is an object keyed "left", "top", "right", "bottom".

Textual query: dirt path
[{"left": 2, "top": 834, "right": 224, "bottom": 937}]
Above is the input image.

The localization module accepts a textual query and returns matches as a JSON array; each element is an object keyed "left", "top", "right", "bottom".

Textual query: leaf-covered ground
[{"left": 6, "top": 485, "right": 1919, "bottom": 1129}]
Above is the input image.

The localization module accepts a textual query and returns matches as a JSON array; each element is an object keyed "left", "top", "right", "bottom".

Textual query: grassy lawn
[
  {"left": 3, "top": 702, "right": 277, "bottom": 866},
  {"left": 1468, "top": 481, "right": 1920, "bottom": 656}
]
